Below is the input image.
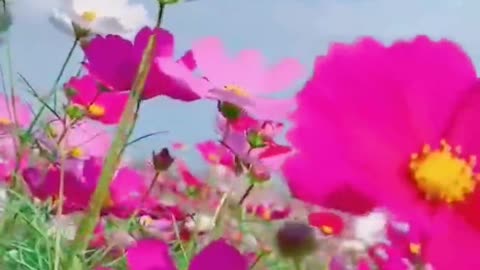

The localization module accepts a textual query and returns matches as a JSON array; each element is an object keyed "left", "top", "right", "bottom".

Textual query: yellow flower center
[
  {"left": 69, "top": 147, "right": 84, "bottom": 159},
  {"left": 81, "top": 11, "right": 97, "bottom": 23},
  {"left": 409, "top": 242, "right": 421, "bottom": 255},
  {"left": 320, "top": 225, "right": 333, "bottom": 235},
  {"left": 87, "top": 104, "right": 105, "bottom": 118},
  {"left": 139, "top": 215, "right": 154, "bottom": 227},
  {"left": 261, "top": 209, "right": 271, "bottom": 221},
  {"left": 224, "top": 85, "right": 249, "bottom": 97},
  {"left": 0, "top": 117, "right": 10, "bottom": 125},
  {"left": 46, "top": 125, "right": 58, "bottom": 138},
  {"left": 410, "top": 140, "right": 478, "bottom": 203},
  {"left": 207, "top": 153, "right": 219, "bottom": 163},
  {"left": 103, "top": 196, "right": 114, "bottom": 208}
]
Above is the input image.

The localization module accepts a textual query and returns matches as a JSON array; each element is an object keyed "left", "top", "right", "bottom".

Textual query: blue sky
[{"left": 6, "top": 0, "right": 480, "bottom": 165}]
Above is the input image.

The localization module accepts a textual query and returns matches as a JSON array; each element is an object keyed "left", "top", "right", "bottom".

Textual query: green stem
[
  {"left": 27, "top": 38, "right": 79, "bottom": 134},
  {"left": 293, "top": 258, "right": 303, "bottom": 270},
  {"left": 52, "top": 38, "right": 79, "bottom": 110},
  {"left": 156, "top": 3, "right": 165, "bottom": 27},
  {"left": 64, "top": 34, "right": 158, "bottom": 267}
]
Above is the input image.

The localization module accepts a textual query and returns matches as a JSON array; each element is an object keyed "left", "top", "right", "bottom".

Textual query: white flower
[
  {"left": 353, "top": 211, "right": 387, "bottom": 245},
  {"left": 50, "top": 0, "right": 150, "bottom": 37}
]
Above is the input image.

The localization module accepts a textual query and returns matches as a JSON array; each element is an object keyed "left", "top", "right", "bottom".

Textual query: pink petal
[
  {"left": 177, "top": 50, "right": 196, "bottom": 70},
  {"left": 84, "top": 35, "right": 136, "bottom": 91},
  {"left": 445, "top": 83, "right": 480, "bottom": 160},
  {"left": 189, "top": 240, "right": 248, "bottom": 270},
  {"left": 265, "top": 58, "right": 305, "bottom": 93},
  {"left": 94, "top": 92, "right": 129, "bottom": 124},
  {"left": 283, "top": 36, "right": 478, "bottom": 216},
  {"left": 65, "top": 75, "right": 98, "bottom": 104},
  {"left": 133, "top": 27, "right": 174, "bottom": 60},
  {"left": 154, "top": 58, "right": 211, "bottom": 100},
  {"left": 191, "top": 37, "right": 232, "bottom": 85},
  {"left": 233, "top": 50, "right": 265, "bottom": 92},
  {"left": 126, "top": 239, "right": 176, "bottom": 270},
  {"left": 424, "top": 210, "right": 480, "bottom": 270}
]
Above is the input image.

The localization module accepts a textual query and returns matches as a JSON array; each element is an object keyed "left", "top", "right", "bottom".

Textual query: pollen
[
  {"left": 409, "top": 242, "right": 421, "bottom": 255},
  {"left": 81, "top": 11, "right": 97, "bottom": 23},
  {"left": 0, "top": 117, "right": 10, "bottom": 125},
  {"left": 87, "top": 104, "right": 105, "bottom": 118},
  {"left": 103, "top": 196, "right": 114, "bottom": 208},
  {"left": 320, "top": 225, "right": 333, "bottom": 235},
  {"left": 207, "top": 153, "right": 219, "bottom": 163},
  {"left": 139, "top": 215, "right": 154, "bottom": 227},
  {"left": 224, "top": 85, "right": 249, "bottom": 97},
  {"left": 69, "top": 147, "right": 84, "bottom": 159},
  {"left": 410, "top": 140, "right": 478, "bottom": 204}
]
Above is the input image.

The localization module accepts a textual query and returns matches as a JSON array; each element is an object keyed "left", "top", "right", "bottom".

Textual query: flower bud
[
  {"left": 152, "top": 148, "right": 174, "bottom": 171},
  {"left": 218, "top": 101, "right": 242, "bottom": 121},
  {"left": 275, "top": 222, "right": 317, "bottom": 259},
  {"left": 247, "top": 131, "right": 266, "bottom": 149},
  {"left": 65, "top": 104, "right": 85, "bottom": 121}
]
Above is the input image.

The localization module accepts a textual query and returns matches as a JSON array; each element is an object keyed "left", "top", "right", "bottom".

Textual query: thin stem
[
  {"left": 53, "top": 124, "right": 67, "bottom": 270},
  {"left": 65, "top": 33, "right": 158, "bottom": 266},
  {"left": 249, "top": 252, "right": 266, "bottom": 270},
  {"left": 293, "top": 258, "right": 303, "bottom": 270},
  {"left": 156, "top": 3, "right": 165, "bottom": 27},
  {"left": 28, "top": 38, "right": 79, "bottom": 134},
  {"left": 238, "top": 184, "right": 254, "bottom": 206},
  {"left": 52, "top": 38, "right": 79, "bottom": 110}
]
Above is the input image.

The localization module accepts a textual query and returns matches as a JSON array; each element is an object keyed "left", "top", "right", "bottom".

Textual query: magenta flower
[
  {"left": 84, "top": 27, "right": 206, "bottom": 100},
  {"left": 196, "top": 140, "right": 235, "bottom": 168},
  {"left": 0, "top": 94, "right": 32, "bottom": 128},
  {"left": 0, "top": 95, "right": 32, "bottom": 181},
  {"left": 64, "top": 75, "right": 128, "bottom": 124},
  {"left": 217, "top": 116, "right": 292, "bottom": 173},
  {"left": 188, "top": 240, "right": 248, "bottom": 270},
  {"left": 189, "top": 37, "right": 304, "bottom": 120},
  {"left": 108, "top": 167, "right": 157, "bottom": 218},
  {"left": 23, "top": 157, "right": 156, "bottom": 217},
  {"left": 126, "top": 239, "right": 247, "bottom": 270},
  {"left": 126, "top": 239, "right": 177, "bottom": 270},
  {"left": 22, "top": 159, "right": 94, "bottom": 213},
  {"left": 283, "top": 36, "right": 480, "bottom": 269}
]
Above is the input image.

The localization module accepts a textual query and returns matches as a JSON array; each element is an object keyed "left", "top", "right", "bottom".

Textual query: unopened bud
[
  {"left": 249, "top": 165, "right": 271, "bottom": 183},
  {"left": 275, "top": 222, "right": 317, "bottom": 259},
  {"left": 152, "top": 148, "right": 174, "bottom": 171},
  {"left": 247, "top": 131, "right": 266, "bottom": 149},
  {"left": 218, "top": 102, "right": 242, "bottom": 121},
  {"left": 65, "top": 104, "right": 85, "bottom": 121}
]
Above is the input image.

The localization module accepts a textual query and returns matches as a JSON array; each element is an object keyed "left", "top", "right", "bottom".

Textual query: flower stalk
[{"left": 65, "top": 33, "right": 158, "bottom": 267}]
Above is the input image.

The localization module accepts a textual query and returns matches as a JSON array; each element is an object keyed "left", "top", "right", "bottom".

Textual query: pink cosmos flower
[
  {"left": 126, "top": 239, "right": 176, "bottom": 270},
  {"left": 126, "top": 239, "right": 248, "bottom": 270},
  {"left": 217, "top": 116, "right": 292, "bottom": 175},
  {"left": 308, "top": 211, "right": 344, "bottom": 236},
  {"left": 43, "top": 119, "right": 111, "bottom": 159},
  {"left": 64, "top": 75, "right": 128, "bottom": 124},
  {"left": 84, "top": 27, "right": 206, "bottom": 100},
  {"left": 0, "top": 95, "right": 32, "bottom": 181},
  {"left": 159, "top": 38, "right": 304, "bottom": 120},
  {"left": 196, "top": 140, "right": 235, "bottom": 168},
  {"left": 0, "top": 94, "right": 32, "bottom": 128},
  {"left": 23, "top": 157, "right": 157, "bottom": 217},
  {"left": 283, "top": 36, "right": 480, "bottom": 269}
]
